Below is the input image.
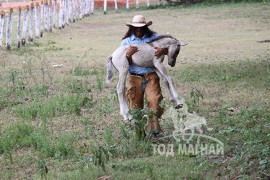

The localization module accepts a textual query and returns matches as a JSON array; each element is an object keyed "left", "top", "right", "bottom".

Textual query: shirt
[{"left": 121, "top": 33, "right": 159, "bottom": 75}]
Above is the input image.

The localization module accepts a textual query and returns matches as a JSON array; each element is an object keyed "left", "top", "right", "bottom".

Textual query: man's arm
[
  {"left": 121, "top": 38, "right": 137, "bottom": 65},
  {"left": 126, "top": 46, "right": 138, "bottom": 65},
  {"left": 154, "top": 47, "right": 168, "bottom": 58},
  {"left": 152, "top": 33, "right": 168, "bottom": 58}
]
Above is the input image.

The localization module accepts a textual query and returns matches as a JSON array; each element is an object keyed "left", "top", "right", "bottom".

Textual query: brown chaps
[{"left": 126, "top": 72, "right": 164, "bottom": 133}]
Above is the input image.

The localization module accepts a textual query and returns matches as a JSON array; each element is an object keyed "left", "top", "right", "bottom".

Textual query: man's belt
[
  {"left": 129, "top": 73, "right": 145, "bottom": 77},
  {"left": 129, "top": 72, "right": 157, "bottom": 78}
]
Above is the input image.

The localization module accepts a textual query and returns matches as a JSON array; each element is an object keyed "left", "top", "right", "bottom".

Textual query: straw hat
[{"left": 126, "top": 15, "right": 152, "bottom": 27}]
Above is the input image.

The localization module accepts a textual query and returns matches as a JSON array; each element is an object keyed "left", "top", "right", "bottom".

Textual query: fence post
[
  {"left": 83, "top": 0, "right": 86, "bottom": 17},
  {"left": 0, "top": 10, "right": 5, "bottom": 48},
  {"left": 77, "top": 0, "right": 80, "bottom": 19},
  {"left": 17, "top": 6, "right": 22, "bottom": 48},
  {"left": 85, "top": 0, "right": 89, "bottom": 16},
  {"left": 62, "top": 0, "right": 67, "bottom": 24},
  {"left": 62, "top": 0, "right": 66, "bottom": 24},
  {"left": 79, "top": 0, "right": 82, "bottom": 20},
  {"left": 72, "top": 0, "right": 76, "bottom": 22},
  {"left": 28, "top": 3, "right": 34, "bottom": 42},
  {"left": 114, "top": 0, "right": 118, "bottom": 12},
  {"left": 53, "top": 0, "right": 57, "bottom": 28},
  {"left": 69, "top": 0, "right": 73, "bottom": 22},
  {"left": 104, "top": 0, "right": 107, "bottom": 14},
  {"left": 61, "top": 0, "right": 65, "bottom": 28},
  {"left": 22, "top": 5, "right": 29, "bottom": 46},
  {"left": 40, "top": 1, "right": 44, "bottom": 37},
  {"left": 44, "top": 0, "right": 49, "bottom": 32},
  {"left": 136, "top": 0, "right": 139, "bottom": 9},
  {"left": 6, "top": 8, "right": 13, "bottom": 50},
  {"left": 126, "top": 0, "right": 129, "bottom": 10},
  {"left": 58, "top": 0, "right": 62, "bottom": 29},
  {"left": 147, "top": 0, "right": 150, "bottom": 8},
  {"left": 90, "top": 0, "right": 94, "bottom": 15},
  {"left": 85, "top": 0, "right": 88, "bottom": 16},
  {"left": 66, "top": 0, "right": 71, "bottom": 23},
  {"left": 81, "top": 0, "right": 84, "bottom": 17},
  {"left": 49, "top": 0, "right": 52, "bottom": 32},
  {"left": 62, "top": 0, "right": 66, "bottom": 28},
  {"left": 65, "top": 0, "right": 69, "bottom": 24},
  {"left": 35, "top": 2, "right": 40, "bottom": 38}
]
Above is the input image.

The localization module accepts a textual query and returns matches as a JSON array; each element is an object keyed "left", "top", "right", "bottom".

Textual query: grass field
[{"left": 0, "top": 2, "right": 270, "bottom": 179}]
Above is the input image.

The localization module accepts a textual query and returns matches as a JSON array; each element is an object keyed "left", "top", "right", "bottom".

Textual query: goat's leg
[
  {"left": 155, "top": 70, "right": 175, "bottom": 104},
  {"left": 117, "top": 72, "right": 131, "bottom": 121},
  {"left": 154, "top": 62, "right": 182, "bottom": 108}
]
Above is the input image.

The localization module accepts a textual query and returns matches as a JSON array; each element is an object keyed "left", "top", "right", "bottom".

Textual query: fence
[
  {"left": 0, "top": 0, "right": 163, "bottom": 50},
  {"left": 0, "top": 0, "right": 95, "bottom": 50},
  {"left": 102, "top": 0, "right": 161, "bottom": 13}
]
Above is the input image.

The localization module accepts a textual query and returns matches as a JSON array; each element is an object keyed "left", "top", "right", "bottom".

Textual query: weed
[
  {"left": 71, "top": 67, "right": 96, "bottom": 76},
  {"left": 13, "top": 93, "right": 93, "bottom": 120},
  {"left": 0, "top": 122, "right": 34, "bottom": 178},
  {"left": 0, "top": 51, "right": 7, "bottom": 68},
  {"left": 145, "top": 165, "right": 155, "bottom": 179},
  {"left": 110, "top": 89, "right": 118, "bottom": 101},
  {"left": 44, "top": 46, "right": 64, "bottom": 51},
  {"left": 54, "top": 132, "right": 77, "bottom": 159},
  {"left": 30, "top": 129, "right": 54, "bottom": 157},
  {"left": 90, "top": 142, "right": 111, "bottom": 171},
  {"left": 212, "top": 106, "right": 270, "bottom": 177},
  {"left": 30, "top": 129, "right": 78, "bottom": 159},
  {"left": 119, "top": 126, "right": 132, "bottom": 157},
  {"left": 187, "top": 88, "right": 204, "bottom": 112},
  {"left": 129, "top": 109, "right": 156, "bottom": 141},
  {"left": 8, "top": 68, "right": 20, "bottom": 89},
  {"left": 46, "top": 40, "right": 56, "bottom": 45},
  {"left": 34, "top": 84, "right": 49, "bottom": 97},
  {"left": 96, "top": 72, "right": 105, "bottom": 91},
  {"left": 0, "top": 123, "right": 34, "bottom": 154},
  {"left": 80, "top": 116, "right": 95, "bottom": 137},
  {"left": 64, "top": 77, "right": 91, "bottom": 94},
  {"left": 103, "top": 128, "right": 117, "bottom": 156},
  {"left": 38, "top": 159, "right": 48, "bottom": 179},
  {"left": 217, "top": 105, "right": 231, "bottom": 124},
  {"left": 0, "top": 87, "right": 20, "bottom": 110},
  {"left": 97, "top": 97, "right": 114, "bottom": 117}
]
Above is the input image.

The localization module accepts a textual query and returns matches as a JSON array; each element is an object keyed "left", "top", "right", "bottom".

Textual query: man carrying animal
[{"left": 121, "top": 15, "right": 168, "bottom": 137}]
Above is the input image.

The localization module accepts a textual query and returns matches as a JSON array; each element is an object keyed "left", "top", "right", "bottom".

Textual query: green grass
[
  {"left": 1, "top": 59, "right": 269, "bottom": 179},
  {"left": 0, "top": 2, "right": 270, "bottom": 179},
  {"left": 176, "top": 60, "right": 270, "bottom": 85}
]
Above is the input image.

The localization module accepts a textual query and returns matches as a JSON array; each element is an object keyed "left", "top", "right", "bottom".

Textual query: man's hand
[
  {"left": 126, "top": 46, "right": 138, "bottom": 65},
  {"left": 154, "top": 47, "right": 168, "bottom": 58},
  {"left": 126, "top": 46, "right": 139, "bottom": 58}
]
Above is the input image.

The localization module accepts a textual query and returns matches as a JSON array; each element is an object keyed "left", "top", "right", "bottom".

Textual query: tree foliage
[{"left": 166, "top": 0, "right": 269, "bottom": 4}]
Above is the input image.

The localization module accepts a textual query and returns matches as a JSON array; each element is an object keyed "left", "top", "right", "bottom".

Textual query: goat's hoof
[
  {"left": 175, "top": 104, "right": 183, "bottom": 109},
  {"left": 123, "top": 119, "right": 132, "bottom": 126}
]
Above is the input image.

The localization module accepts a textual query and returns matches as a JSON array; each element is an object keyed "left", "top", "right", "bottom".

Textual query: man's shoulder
[
  {"left": 121, "top": 33, "right": 159, "bottom": 46},
  {"left": 149, "top": 33, "right": 159, "bottom": 40},
  {"left": 152, "top": 33, "right": 159, "bottom": 37},
  {"left": 121, "top": 37, "right": 131, "bottom": 46},
  {"left": 121, "top": 34, "right": 137, "bottom": 45},
  {"left": 143, "top": 33, "right": 159, "bottom": 42}
]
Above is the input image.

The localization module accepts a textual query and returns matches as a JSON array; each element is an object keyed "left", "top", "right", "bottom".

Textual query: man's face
[{"left": 134, "top": 27, "right": 143, "bottom": 39}]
